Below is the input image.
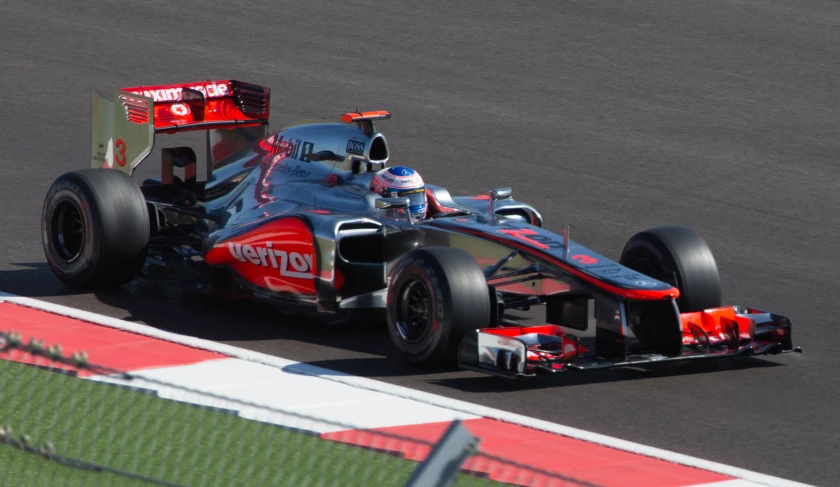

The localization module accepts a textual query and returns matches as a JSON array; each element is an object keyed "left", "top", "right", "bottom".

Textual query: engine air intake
[{"left": 368, "top": 135, "right": 389, "bottom": 163}]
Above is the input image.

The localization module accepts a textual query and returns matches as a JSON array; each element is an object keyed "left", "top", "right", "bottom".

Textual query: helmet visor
[
  {"left": 393, "top": 187, "right": 426, "bottom": 221},
  {"left": 396, "top": 187, "right": 425, "bottom": 205}
]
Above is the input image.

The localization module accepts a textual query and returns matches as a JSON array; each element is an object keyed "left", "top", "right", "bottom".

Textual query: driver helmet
[{"left": 370, "top": 166, "right": 428, "bottom": 222}]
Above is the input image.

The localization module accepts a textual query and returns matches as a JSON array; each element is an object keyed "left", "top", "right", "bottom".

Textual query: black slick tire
[
  {"left": 619, "top": 225, "right": 722, "bottom": 312},
  {"left": 386, "top": 246, "right": 491, "bottom": 368},
  {"left": 41, "top": 169, "right": 150, "bottom": 288}
]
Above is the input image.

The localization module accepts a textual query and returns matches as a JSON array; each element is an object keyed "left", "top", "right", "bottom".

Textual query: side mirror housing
[
  {"left": 488, "top": 187, "right": 513, "bottom": 219},
  {"left": 490, "top": 187, "right": 512, "bottom": 201}
]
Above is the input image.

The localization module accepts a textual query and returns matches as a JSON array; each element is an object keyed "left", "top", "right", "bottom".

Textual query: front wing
[{"left": 458, "top": 305, "right": 800, "bottom": 378}]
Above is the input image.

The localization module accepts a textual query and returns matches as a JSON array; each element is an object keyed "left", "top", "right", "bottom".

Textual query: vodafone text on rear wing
[{"left": 90, "top": 80, "right": 270, "bottom": 179}]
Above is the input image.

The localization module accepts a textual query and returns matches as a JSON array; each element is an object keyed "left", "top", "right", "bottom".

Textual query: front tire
[
  {"left": 386, "top": 247, "right": 491, "bottom": 367},
  {"left": 619, "top": 225, "right": 722, "bottom": 312},
  {"left": 41, "top": 169, "right": 150, "bottom": 288}
]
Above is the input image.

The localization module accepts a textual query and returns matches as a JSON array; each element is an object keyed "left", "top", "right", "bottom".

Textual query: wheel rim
[
  {"left": 395, "top": 278, "right": 432, "bottom": 343},
  {"left": 51, "top": 200, "right": 85, "bottom": 263}
]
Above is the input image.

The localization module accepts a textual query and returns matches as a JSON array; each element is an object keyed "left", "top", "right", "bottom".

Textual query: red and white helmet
[{"left": 370, "top": 166, "right": 427, "bottom": 221}]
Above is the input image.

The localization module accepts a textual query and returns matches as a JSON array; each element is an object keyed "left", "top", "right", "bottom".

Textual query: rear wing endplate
[{"left": 91, "top": 80, "right": 270, "bottom": 176}]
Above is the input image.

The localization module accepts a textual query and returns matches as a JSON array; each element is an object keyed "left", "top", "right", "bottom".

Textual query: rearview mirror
[
  {"left": 489, "top": 187, "right": 512, "bottom": 201},
  {"left": 488, "top": 187, "right": 512, "bottom": 220},
  {"left": 375, "top": 197, "right": 410, "bottom": 210}
]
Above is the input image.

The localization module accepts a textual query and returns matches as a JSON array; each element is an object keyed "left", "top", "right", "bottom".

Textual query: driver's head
[{"left": 370, "top": 166, "right": 428, "bottom": 222}]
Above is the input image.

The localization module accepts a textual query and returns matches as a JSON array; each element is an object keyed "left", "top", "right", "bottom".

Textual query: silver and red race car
[{"left": 40, "top": 79, "right": 800, "bottom": 378}]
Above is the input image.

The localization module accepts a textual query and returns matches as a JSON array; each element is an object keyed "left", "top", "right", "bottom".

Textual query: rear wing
[{"left": 91, "top": 80, "right": 270, "bottom": 177}]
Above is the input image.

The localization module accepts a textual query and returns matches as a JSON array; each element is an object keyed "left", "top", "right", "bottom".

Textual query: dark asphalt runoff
[{"left": 1, "top": 1, "right": 837, "bottom": 485}]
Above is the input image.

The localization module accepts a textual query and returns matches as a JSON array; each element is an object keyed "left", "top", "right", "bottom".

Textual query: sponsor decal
[
  {"left": 228, "top": 243, "right": 314, "bottom": 279},
  {"left": 495, "top": 337, "right": 519, "bottom": 348},
  {"left": 392, "top": 188, "right": 424, "bottom": 197},
  {"left": 170, "top": 103, "right": 189, "bottom": 116},
  {"left": 635, "top": 280, "right": 658, "bottom": 287},
  {"left": 332, "top": 191, "right": 363, "bottom": 201},
  {"left": 204, "top": 217, "right": 322, "bottom": 295},
  {"left": 272, "top": 135, "right": 315, "bottom": 162},
  {"left": 498, "top": 226, "right": 563, "bottom": 250},
  {"left": 584, "top": 263, "right": 626, "bottom": 275},
  {"left": 92, "top": 141, "right": 108, "bottom": 166},
  {"left": 619, "top": 274, "right": 643, "bottom": 281},
  {"left": 128, "top": 82, "right": 229, "bottom": 103},
  {"left": 595, "top": 267, "right": 621, "bottom": 274},
  {"left": 380, "top": 174, "right": 420, "bottom": 187},
  {"left": 346, "top": 139, "right": 366, "bottom": 156},
  {"left": 275, "top": 161, "right": 311, "bottom": 178}
]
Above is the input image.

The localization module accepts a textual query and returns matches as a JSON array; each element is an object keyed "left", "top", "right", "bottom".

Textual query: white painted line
[
  {"left": 89, "top": 358, "right": 477, "bottom": 433},
  {"left": 688, "top": 481, "right": 770, "bottom": 487},
  {"left": 0, "top": 292, "right": 816, "bottom": 487}
]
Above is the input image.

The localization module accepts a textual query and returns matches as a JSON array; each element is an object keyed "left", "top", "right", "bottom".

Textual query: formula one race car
[{"left": 40, "top": 80, "right": 800, "bottom": 377}]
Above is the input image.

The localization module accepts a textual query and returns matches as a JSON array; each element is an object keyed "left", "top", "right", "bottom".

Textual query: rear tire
[
  {"left": 41, "top": 169, "right": 150, "bottom": 288},
  {"left": 619, "top": 225, "right": 722, "bottom": 312},
  {"left": 386, "top": 247, "right": 491, "bottom": 367}
]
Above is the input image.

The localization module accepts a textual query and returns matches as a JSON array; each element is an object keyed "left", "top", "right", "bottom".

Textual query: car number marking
[
  {"left": 115, "top": 139, "right": 127, "bottom": 166},
  {"left": 572, "top": 254, "right": 598, "bottom": 265}
]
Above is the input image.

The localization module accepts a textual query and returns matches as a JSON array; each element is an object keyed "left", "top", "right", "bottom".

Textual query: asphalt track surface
[{"left": 0, "top": 1, "right": 837, "bottom": 485}]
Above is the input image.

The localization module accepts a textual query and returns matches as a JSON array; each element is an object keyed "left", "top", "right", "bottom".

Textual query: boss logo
[
  {"left": 228, "top": 243, "right": 314, "bottom": 279},
  {"left": 346, "top": 140, "right": 366, "bottom": 156}
]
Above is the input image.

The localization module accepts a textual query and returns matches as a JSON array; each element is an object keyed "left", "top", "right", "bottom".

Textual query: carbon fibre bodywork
[{"left": 82, "top": 80, "right": 798, "bottom": 378}]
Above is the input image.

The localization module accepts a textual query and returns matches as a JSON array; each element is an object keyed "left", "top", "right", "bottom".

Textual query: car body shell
[{"left": 85, "top": 80, "right": 799, "bottom": 378}]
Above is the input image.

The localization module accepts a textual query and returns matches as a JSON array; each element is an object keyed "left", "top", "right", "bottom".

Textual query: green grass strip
[{"left": 0, "top": 360, "right": 499, "bottom": 487}]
